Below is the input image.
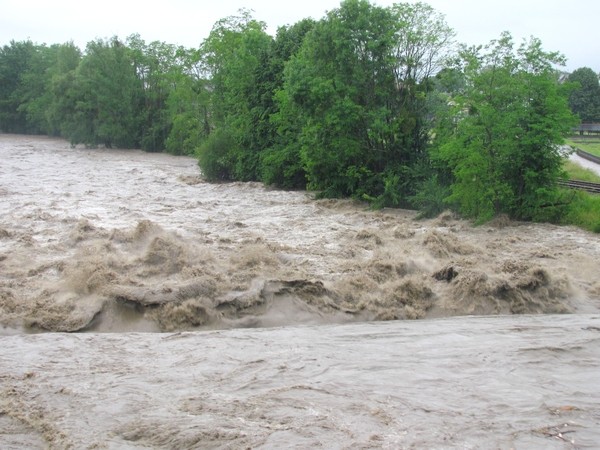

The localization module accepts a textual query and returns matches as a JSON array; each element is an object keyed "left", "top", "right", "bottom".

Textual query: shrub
[{"left": 196, "top": 129, "right": 235, "bottom": 181}]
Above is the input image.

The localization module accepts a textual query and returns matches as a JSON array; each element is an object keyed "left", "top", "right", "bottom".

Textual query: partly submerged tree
[
  {"left": 197, "top": 9, "right": 273, "bottom": 181},
  {"left": 0, "top": 40, "right": 83, "bottom": 136},
  {"left": 14, "top": 43, "right": 58, "bottom": 134},
  {"left": 277, "top": 0, "right": 454, "bottom": 204},
  {"left": 258, "top": 18, "right": 317, "bottom": 188},
  {"left": 434, "top": 32, "right": 577, "bottom": 222},
  {"left": 64, "top": 37, "right": 142, "bottom": 148},
  {"left": 0, "top": 40, "right": 38, "bottom": 133},
  {"left": 43, "top": 43, "right": 82, "bottom": 137}
]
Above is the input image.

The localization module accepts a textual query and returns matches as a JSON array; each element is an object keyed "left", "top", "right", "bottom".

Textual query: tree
[
  {"left": 128, "top": 35, "right": 184, "bottom": 152},
  {"left": 0, "top": 41, "right": 83, "bottom": 137},
  {"left": 434, "top": 33, "right": 577, "bottom": 222},
  {"left": 277, "top": 0, "right": 453, "bottom": 204},
  {"left": 65, "top": 37, "right": 142, "bottom": 148},
  {"left": 15, "top": 43, "right": 58, "bottom": 134},
  {"left": 0, "top": 40, "right": 37, "bottom": 133},
  {"left": 45, "top": 42, "right": 82, "bottom": 136},
  {"left": 568, "top": 67, "right": 600, "bottom": 122},
  {"left": 259, "top": 19, "right": 316, "bottom": 188},
  {"left": 197, "top": 9, "right": 273, "bottom": 181},
  {"left": 165, "top": 47, "right": 211, "bottom": 156}
]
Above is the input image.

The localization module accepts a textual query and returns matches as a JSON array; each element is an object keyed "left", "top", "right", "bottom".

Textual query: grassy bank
[
  {"left": 561, "top": 191, "right": 600, "bottom": 233},
  {"left": 561, "top": 156, "right": 600, "bottom": 233},
  {"left": 566, "top": 138, "right": 600, "bottom": 157},
  {"left": 563, "top": 159, "right": 600, "bottom": 183}
]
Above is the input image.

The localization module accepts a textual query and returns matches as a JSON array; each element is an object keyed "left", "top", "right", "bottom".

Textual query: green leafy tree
[
  {"left": 128, "top": 35, "right": 184, "bottom": 151},
  {"left": 281, "top": 0, "right": 395, "bottom": 197},
  {"left": 15, "top": 43, "right": 59, "bottom": 134},
  {"left": 278, "top": 0, "right": 453, "bottom": 203},
  {"left": 0, "top": 40, "right": 37, "bottom": 133},
  {"left": 45, "top": 42, "right": 82, "bottom": 136},
  {"left": 65, "top": 37, "right": 142, "bottom": 148},
  {"left": 435, "top": 33, "right": 577, "bottom": 222},
  {"left": 165, "top": 47, "right": 211, "bottom": 155},
  {"left": 1, "top": 41, "right": 82, "bottom": 136},
  {"left": 198, "top": 10, "right": 273, "bottom": 181},
  {"left": 568, "top": 67, "right": 600, "bottom": 122},
  {"left": 259, "top": 19, "right": 316, "bottom": 188}
]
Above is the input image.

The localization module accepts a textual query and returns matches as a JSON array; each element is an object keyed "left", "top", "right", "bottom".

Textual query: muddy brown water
[{"left": 1, "top": 134, "right": 599, "bottom": 448}]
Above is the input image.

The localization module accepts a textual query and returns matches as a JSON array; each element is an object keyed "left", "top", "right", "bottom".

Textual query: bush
[
  {"left": 166, "top": 114, "right": 204, "bottom": 156},
  {"left": 409, "top": 175, "right": 451, "bottom": 218},
  {"left": 196, "top": 129, "right": 235, "bottom": 181},
  {"left": 260, "top": 142, "right": 306, "bottom": 189},
  {"left": 365, "top": 171, "right": 402, "bottom": 209}
]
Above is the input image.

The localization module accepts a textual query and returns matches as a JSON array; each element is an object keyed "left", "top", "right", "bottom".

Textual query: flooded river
[{"left": 1, "top": 134, "right": 599, "bottom": 448}]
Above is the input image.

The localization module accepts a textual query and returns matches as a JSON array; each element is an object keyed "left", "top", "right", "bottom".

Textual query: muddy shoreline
[{"left": 1, "top": 134, "right": 600, "bottom": 333}]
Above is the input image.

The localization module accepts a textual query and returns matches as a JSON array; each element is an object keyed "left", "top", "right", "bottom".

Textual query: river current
[{"left": 0, "top": 134, "right": 599, "bottom": 448}]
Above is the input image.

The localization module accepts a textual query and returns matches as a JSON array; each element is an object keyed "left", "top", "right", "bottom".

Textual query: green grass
[
  {"left": 566, "top": 138, "right": 600, "bottom": 157},
  {"left": 559, "top": 156, "right": 600, "bottom": 233},
  {"left": 562, "top": 160, "right": 600, "bottom": 183},
  {"left": 561, "top": 190, "right": 600, "bottom": 233}
]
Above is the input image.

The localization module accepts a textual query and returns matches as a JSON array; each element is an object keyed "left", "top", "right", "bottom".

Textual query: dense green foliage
[
  {"left": 568, "top": 67, "right": 600, "bottom": 122},
  {"left": 562, "top": 191, "right": 600, "bottom": 233},
  {"left": 0, "top": 0, "right": 591, "bottom": 229},
  {"left": 0, "top": 40, "right": 40, "bottom": 133},
  {"left": 434, "top": 33, "right": 577, "bottom": 222},
  {"left": 199, "top": 10, "right": 274, "bottom": 180},
  {"left": 0, "top": 36, "right": 201, "bottom": 152},
  {"left": 273, "top": 1, "right": 453, "bottom": 204}
]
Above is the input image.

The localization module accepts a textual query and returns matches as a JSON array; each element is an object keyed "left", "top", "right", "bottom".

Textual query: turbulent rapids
[
  {"left": 1, "top": 135, "right": 599, "bottom": 334},
  {"left": 1, "top": 135, "right": 599, "bottom": 448}
]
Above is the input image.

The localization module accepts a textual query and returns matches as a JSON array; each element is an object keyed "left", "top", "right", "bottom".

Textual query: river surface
[{"left": 1, "top": 134, "right": 599, "bottom": 448}]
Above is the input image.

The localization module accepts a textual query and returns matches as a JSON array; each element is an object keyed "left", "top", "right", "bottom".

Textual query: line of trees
[
  {"left": 0, "top": 35, "right": 206, "bottom": 152},
  {"left": 0, "top": 0, "right": 587, "bottom": 223}
]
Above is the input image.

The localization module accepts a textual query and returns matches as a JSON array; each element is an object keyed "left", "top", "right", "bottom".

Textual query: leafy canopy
[
  {"left": 278, "top": 0, "right": 453, "bottom": 203},
  {"left": 435, "top": 32, "right": 577, "bottom": 222},
  {"left": 568, "top": 67, "right": 600, "bottom": 122}
]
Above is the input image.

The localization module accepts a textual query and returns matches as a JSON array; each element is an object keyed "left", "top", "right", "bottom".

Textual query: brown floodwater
[{"left": 1, "top": 134, "right": 599, "bottom": 448}]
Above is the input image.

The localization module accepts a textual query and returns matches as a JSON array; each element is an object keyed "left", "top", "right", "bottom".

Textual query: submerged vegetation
[{"left": 1, "top": 0, "right": 599, "bottom": 231}]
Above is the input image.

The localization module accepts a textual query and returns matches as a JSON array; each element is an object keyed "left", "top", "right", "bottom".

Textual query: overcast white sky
[{"left": 1, "top": 0, "right": 598, "bottom": 72}]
